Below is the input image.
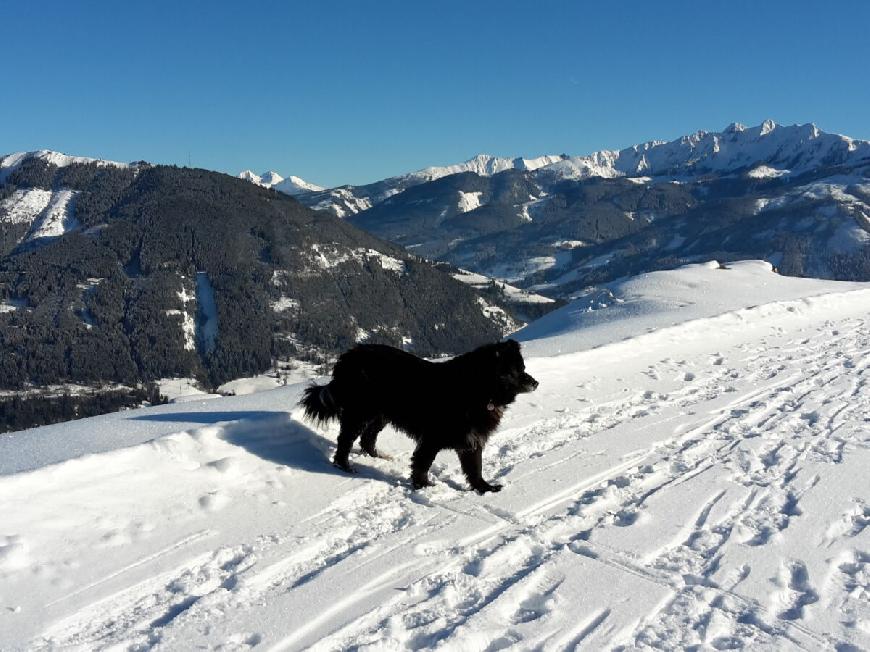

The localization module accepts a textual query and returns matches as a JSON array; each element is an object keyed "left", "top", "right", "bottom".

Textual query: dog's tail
[{"left": 299, "top": 382, "right": 341, "bottom": 424}]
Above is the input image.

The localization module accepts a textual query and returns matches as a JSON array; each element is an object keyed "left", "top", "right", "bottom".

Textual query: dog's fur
[{"left": 300, "top": 339, "right": 538, "bottom": 493}]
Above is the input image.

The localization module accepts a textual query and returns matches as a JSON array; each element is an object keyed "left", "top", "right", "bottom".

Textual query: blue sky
[{"left": 3, "top": 0, "right": 869, "bottom": 187}]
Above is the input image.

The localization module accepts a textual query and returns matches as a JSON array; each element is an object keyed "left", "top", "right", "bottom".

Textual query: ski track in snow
[{"left": 2, "top": 288, "right": 869, "bottom": 650}]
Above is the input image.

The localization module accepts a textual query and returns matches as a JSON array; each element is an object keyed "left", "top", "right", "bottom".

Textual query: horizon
[{"left": 3, "top": 1, "right": 869, "bottom": 187}]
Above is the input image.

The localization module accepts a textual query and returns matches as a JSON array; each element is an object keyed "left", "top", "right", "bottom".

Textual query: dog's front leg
[
  {"left": 410, "top": 443, "right": 439, "bottom": 489},
  {"left": 458, "top": 447, "right": 502, "bottom": 494},
  {"left": 359, "top": 416, "right": 389, "bottom": 459}
]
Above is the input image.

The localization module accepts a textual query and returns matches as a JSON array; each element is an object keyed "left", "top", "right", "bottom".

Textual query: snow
[
  {"left": 364, "top": 250, "right": 405, "bottom": 273},
  {"left": 0, "top": 187, "right": 83, "bottom": 241},
  {"left": 26, "top": 189, "right": 80, "bottom": 240},
  {"left": 535, "top": 121, "right": 870, "bottom": 183},
  {"left": 748, "top": 165, "right": 791, "bottom": 178},
  {"left": 266, "top": 121, "right": 869, "bottom": 220},
  {"left": 485, "top": 253, "right": 572, "bottom": 284},
  {"left": 238, "top": 170, "right": 324, "bottom": 194},
  {"left": 157, "top": 378, "right": 217, "bottom": 403},
  {"left": 309, "top": 245, "right": 405, "bottom": 273},
  {"left": 167, "top": 281, "right": 197, "bottom": 352},
  {"left": 0, "top": 150, "right": 128, "bottom": 184},
  {"left": 456, "top": 190, "right": 483, "bottom": 213},
  {"left": 312, "top": 189, "right": 372, "bottom": 218},
  {"left": 0, "top": 299, "right": 26, "bottom": 313},
  {"left": 0, "top": 188, "right": 52, "bottom": 226},
  {"left": 412, "top": 153, "right": 565, "bottom": 183},
  {"left": 451, "top": 269, "right": 555, "bottom": 305},
  {"left": 217, "top": 362, "right": 319, "bottom": 397},
  {"left": 271, "top": 296, "right": 299, "bottom": 313},
  {"left": 274, "top": 175, "right": 325, "bottom": 195},
  {"left": 1, "top": 260, "right": 869, "bottom": 651}
]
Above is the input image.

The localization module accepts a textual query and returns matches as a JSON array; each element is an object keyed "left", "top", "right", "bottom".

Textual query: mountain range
[{"left": 246, "top": 121, "right": 870, "bottom": 296}]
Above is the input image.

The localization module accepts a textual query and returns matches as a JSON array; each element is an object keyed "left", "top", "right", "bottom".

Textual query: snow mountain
[
  {"left": 277, "top": 120, "right": 869, "bottom": 219},
  {"left": 280, "top": 121, "right": 869, "bottom": 296},
  {"left": 238, "top": 169, "right": 324, "bottom": 195}
]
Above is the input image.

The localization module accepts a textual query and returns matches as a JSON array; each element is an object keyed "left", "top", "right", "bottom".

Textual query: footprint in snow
[
  {"left": 0, "top": 535, "right": 28, "bottom": 571},
  {"left": 199, "top": 491, "right": 230, "bottom": 512},
  {"left": 774, "top": 560, "right": 819, "bottom": 621},
  {"left": 206, "top": 456, "right": 238, "bottom": 473}
]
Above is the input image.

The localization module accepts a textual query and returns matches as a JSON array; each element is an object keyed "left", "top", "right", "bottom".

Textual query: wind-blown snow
[{"left": 1, "top": 260, "right": 869, "bottom": 651}]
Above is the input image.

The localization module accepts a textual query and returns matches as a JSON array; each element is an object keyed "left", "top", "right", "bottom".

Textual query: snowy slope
[
  {"left": 0, "top": 187, "right": 82, "bottom": 242},
  {"left": 1, "top": 261, "right": 869, "bottom": 651}
]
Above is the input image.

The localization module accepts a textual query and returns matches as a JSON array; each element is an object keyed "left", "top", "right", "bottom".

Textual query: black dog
[{"left": 300, "top": 339, "right": 538, "bottom": 493}]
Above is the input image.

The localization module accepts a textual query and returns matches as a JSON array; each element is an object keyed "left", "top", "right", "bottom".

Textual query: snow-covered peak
[
  {"left": 408, "top": 153, "right": 567, "bottom": 183},
  {"left": 238, "top": 170, "right": 285, "bottom": 188},
  {"left": 1, "top": 150, "right": 129, "bottom": 183},
  {"left": 238, "top": 169, "right": 261, "bottom": 184},
  {"left": 759, "top": 118, "right": 777, "bottom": 135},
  {"left": 238, "top": 169, "right": 323, "bottom": 194},
  {"left": 258, "top": 171, "right": 284, "bottom": 187},
  {"left": 536, "top": 121, "right": 870, "bottom": 181},
  {"left": 273, "top": 175, "right": 325, "bottom": 195}
]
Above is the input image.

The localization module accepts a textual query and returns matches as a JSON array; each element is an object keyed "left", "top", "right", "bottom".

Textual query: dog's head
[{"left": 490, "top": 338, "right": 538, "bottom": 405}]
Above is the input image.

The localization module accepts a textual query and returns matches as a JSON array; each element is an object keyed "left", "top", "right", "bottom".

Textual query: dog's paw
[
  {"left": 361, "top": 448, "right": 393, "bottom": 461},
  {"left": 332, "top": 460, "right": 357, "bottom": 474},
  {"left": 475, "top": 482, "right": 503, "bottom": 494},
  {"left": 411, "top": 477, "right": 434, "bottom": 490}
]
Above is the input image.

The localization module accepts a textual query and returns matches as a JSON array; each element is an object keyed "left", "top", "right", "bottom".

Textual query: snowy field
[{"left": 1, "top": 261, "right": 868, "bottom": 651}]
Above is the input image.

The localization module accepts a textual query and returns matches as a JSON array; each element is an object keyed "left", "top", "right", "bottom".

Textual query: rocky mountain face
[
  {"left": 0, "top": 153, "right": 527, "bottom": 401},
  {"left": 277, "top": 122, "right": 870, "bottom": 297}
]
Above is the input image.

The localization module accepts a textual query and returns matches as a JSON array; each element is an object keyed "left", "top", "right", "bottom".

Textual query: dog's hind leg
[
  {"left": 333, "top": 415, "right": 367, "bottom": 473},
  {"left": 359, "top": 416, "right": 389, "bottom": 459},
  {"left": 458, "top": 447, "right": 503, "bottom": 494},
  {"left": 410, "top": 442, "right": 439, "bottom": 490}
]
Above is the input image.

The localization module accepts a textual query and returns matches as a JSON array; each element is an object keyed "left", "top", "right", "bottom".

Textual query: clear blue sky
[{"left": 3, "top": 0, "right": 869, "bottom": 187}]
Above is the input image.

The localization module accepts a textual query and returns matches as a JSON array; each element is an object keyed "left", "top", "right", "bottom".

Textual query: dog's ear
[{"left": 495, "top": 339, "right": 520, "bottom": 358}]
